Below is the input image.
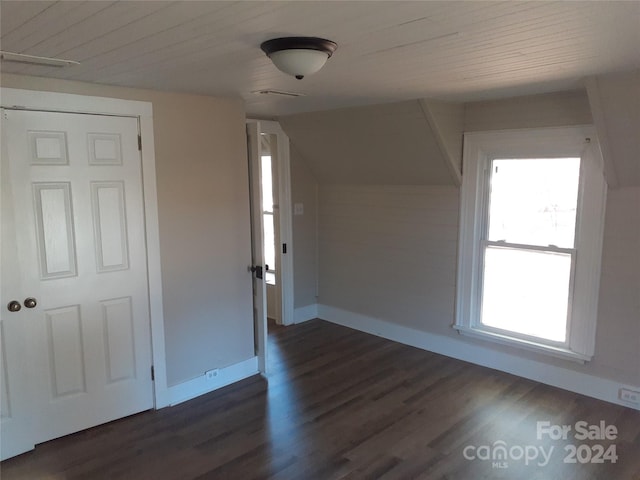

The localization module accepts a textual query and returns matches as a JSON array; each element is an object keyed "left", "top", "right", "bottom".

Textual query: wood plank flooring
[{"left": 2, "top": 319, "right": 639, "bottom": 479}]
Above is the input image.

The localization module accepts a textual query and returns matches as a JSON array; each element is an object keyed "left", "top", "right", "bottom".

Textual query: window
[
  {"left": 262, "top": 154, "right": 276, "bottom": 285},
  {"left": 455, "top": 127, "right": 607, "bottom": 361}
]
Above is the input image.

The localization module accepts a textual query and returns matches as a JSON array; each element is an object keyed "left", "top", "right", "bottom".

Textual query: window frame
[
  {"left": 454, "top": 126, "right": 607, "bottom": 362},
  {"left": 261, "top": 152, "right": 277, "bottom": 284}
]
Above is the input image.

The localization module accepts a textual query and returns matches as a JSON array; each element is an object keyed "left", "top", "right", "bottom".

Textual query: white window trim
[{"left": 454, "top": 126, "right": 607, "bottom": 363}]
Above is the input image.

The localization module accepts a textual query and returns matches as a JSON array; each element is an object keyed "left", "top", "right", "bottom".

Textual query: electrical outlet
[
  {"left": 205, "top": 369, "right": 219, "bottom": 381},
  {"left": 618, "top": 387, "right": 640, "bottom": 405}
]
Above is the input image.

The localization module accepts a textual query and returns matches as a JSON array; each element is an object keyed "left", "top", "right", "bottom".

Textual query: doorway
[{"left": 246, "top": 120, "right": 294, "bottom": 374}]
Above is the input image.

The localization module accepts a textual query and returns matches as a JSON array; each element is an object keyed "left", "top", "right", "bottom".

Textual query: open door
[
  {"left": 247, "top": 120, "right": 294, "bottom": 374},
  {"left": 247, "top": 121, "right": 268, "bottom": 374}
]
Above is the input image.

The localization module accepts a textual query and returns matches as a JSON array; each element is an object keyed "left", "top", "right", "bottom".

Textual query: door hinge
[
  {"left": 151, "top": 365, "right": 155, "bottom": 381},
  {"left": 282, "top": 243, "right": 287, "bottom": 254},
  {"left": 138, "top": 134, "right": 142, "bottom": 151}
]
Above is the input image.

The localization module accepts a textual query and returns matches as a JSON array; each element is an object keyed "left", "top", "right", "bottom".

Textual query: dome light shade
[
  {"left": 268, "top": 49, "right": 329, "bottom": 78},
  {"left": 260, "top": 37, "right": 337, "bottom": 79}
]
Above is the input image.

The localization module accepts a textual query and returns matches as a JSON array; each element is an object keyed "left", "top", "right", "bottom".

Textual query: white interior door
[
  {"left": 1, "top": 109, "right": 154, "bottom": 458},
  {"left": 1, "top": 111, "right": 35, "bottom": 460},
  {"left": 247, "top": 121, "right": 268, "bottom": 374}
]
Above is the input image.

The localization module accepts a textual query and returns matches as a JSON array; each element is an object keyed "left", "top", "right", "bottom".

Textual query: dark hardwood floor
[{"left": 2, "top": 319, "right": 639, "bottom": 479}]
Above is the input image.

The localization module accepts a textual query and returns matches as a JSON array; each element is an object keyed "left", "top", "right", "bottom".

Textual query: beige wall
[
  {"left": 314, "top": 90, "right": 639, "bottom": 388},
  {"left": 280, "top": 101, "right": 455, "bottom": 186},
  {"left": 592, "top": 70, "right": 640, "bottom": 187},
  {"left": 464, "top": 90, "right": 593, "bottom": 132},
  {"left": 594, "top": 186, "right": 640, "bottom": 381},
  {"left": 290, "top": 146, "right": 318, "bottom": 309},
  {"left": 319, "top": 185, "right": 459, "bottom": 330},
  {"left": 317, "top": 186, "right": 639, "bottom": 387},
  {"left": 1, "top": 74, "right": 255, "bottom": 386}
]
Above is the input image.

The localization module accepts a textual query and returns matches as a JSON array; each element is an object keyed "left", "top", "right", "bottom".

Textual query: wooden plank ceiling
[{"left": 1, "top": 1, "right": 639, "bottom": 116}]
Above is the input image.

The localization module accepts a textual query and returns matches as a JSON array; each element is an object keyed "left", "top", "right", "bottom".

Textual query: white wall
[{"left": 1, "top": 74, "right": 256, "bottom": 388}]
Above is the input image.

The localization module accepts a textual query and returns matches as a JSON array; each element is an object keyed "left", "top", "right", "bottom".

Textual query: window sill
[{"left": 452, "top": 325, "right": 591, "bottom": 363}]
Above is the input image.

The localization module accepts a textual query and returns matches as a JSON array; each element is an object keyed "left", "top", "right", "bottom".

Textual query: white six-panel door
[
  {"left": 1, "top": 109, "right": 154, "bottom": 459},
  {"left": 1, "top": 113, "right": 34, "bottom": 460}
]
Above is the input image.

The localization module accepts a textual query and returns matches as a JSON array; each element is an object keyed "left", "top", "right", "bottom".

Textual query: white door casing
[
  {"left": 267, "top": 134, "right": 283, "bottom": 324},
  {"left": 269, "top": 121, "right": 294, "bottom": 327},
  {"left": 246, "top": 120, "right": 295, "bottom": 372},
  {"left": 0, "top": 89, "right": 168, "bottom": 410},
  {"left": 0, "top": 89, "right": 166, "bottom": 460}
]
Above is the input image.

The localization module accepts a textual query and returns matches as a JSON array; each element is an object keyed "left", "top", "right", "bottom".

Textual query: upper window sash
[{"left": 482, "top": 157, "right": 581, "bottom": 249}]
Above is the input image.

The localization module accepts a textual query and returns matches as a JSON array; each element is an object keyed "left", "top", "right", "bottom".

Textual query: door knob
[
  {"left": 7, "top": 301, "right": 21, "bottom": 312},
  {"left": 249, "top": 265, "right": 264, "bottom": 279},
  {"left": 24, "top": 297, "right": 37, "bottom": 309}
]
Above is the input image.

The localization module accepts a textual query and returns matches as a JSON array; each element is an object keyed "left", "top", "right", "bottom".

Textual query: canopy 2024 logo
[{"left": 462, "top": 421, "right": 618, "bottom": 469}]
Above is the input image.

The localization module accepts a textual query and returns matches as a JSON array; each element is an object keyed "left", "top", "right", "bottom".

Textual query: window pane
[
  {"left": 488, "top": 158, "right": 580, "bottom": 248},
  {"left": 263, "top": 212, "right": 276, "bottom": 275},
  {"left": 261, "top": 155, "right": 273, "bottom": 212},
  {"left": 481, "top": 246, "right": 571, "bottom": 342}
]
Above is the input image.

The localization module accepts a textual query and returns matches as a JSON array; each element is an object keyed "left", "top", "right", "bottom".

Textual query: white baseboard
[
  {"left": 318, "top": 305, "right": 639, "bottom": 410},
  {"left": 294, "top": 303, "right": 318, "bottom": 324},
  {"left": 167, "top": 356, "right": 259, "bottom": 406}
]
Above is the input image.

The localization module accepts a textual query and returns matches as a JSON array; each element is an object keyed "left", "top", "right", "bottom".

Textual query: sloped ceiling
[
  {"left": 280, "top": 81, "right": 640, "bottom": 188},
  {"left": 279, "top": 100, "right": 459, "bottom": 186}
]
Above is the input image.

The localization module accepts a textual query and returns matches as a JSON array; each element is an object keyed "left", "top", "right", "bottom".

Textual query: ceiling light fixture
[
  {"left": 0, "top": 51, "right": 80, "bottom": 68},
  {"left": 260, "top": 37, "right": 337, "bottom": 80}
]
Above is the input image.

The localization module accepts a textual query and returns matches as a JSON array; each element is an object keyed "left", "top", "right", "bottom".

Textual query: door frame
[
  {"left": 247, "top": 119, "right": 295, "bottom": 327},
  {"left": 1, "top": 88, "right": 170, "bottom": 408}
]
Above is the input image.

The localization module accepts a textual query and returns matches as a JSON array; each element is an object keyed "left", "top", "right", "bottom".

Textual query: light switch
[{"left": 294, "top": 202, "right": 304, "bottom": 215}]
